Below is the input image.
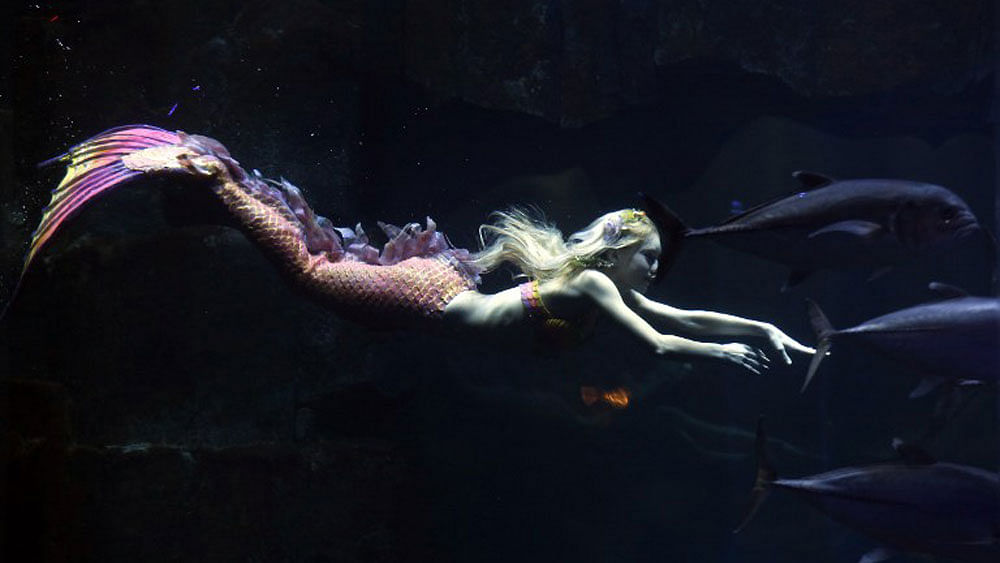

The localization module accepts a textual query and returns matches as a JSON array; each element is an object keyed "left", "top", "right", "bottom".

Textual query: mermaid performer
[{"left": 13, "top": 125, "right": 813, "bottom": 373}]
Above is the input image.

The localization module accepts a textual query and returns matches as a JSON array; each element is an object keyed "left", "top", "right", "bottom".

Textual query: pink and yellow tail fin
[
  {"left": 1, "top": 125, "right": 182, "bottom": 321},
  {"left": 25, "top": 124, "right": 182, "bottom": 279}
]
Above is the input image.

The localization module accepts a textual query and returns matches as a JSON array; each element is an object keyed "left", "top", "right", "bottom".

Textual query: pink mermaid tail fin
[
  {"left": 2, "top": 125, "right": 188, "bottom": 322},
  {"left": 26, "top": 124, "right": 183, "bottom": 279},
  {"left": 4, "top": 124, "right": 481, "bottom": 327}
]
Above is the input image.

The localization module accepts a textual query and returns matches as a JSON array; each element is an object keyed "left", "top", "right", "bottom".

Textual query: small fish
[
  {"left": 803, "top": 282, "right": 1000, "bottom": 397},
  {"left": 736, "top": 418, "right": 1000, "bottom": 563},
  {"left": 672, "top": 172, "right": 988, "bottom": 290}
]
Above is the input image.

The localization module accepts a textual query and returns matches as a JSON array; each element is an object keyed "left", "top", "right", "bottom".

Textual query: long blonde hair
[{"left": 472, "top": 207, "right": 657, "bottom": 282}]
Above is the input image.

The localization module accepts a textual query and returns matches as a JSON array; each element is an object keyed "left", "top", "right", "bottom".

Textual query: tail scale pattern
[{"left": 16, "top": 124, "right": 480, "bottom": 327}]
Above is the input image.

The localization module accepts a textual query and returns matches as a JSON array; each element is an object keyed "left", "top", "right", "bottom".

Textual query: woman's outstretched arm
[
  {"left": 574, "top": 271, "right": 769, "bottom": 374},
  {"left": 626, "top": 289, "right": 815, "bottom": 364}
]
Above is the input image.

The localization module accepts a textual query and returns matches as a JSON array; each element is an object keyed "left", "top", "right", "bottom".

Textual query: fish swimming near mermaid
[
  {"left": 669, "top": 171, "right": 991, "bottom": 290},
  {"left": 736, "top": 418, "right": 1000, "bottom": 563},
  {"left": 802, "top": 282, "right": 1000, "bottom": 397}
]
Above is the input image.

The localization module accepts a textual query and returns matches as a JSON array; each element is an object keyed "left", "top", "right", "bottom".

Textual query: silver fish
[
  {"left": 803, "top": 282, "right": 1000, "bottom": 396},
  {"left": 682, "top": 172, "right": 985, "bottom": 290},
  {"left": 736, "top": 419, "right": 1000, "bottom": 563}
]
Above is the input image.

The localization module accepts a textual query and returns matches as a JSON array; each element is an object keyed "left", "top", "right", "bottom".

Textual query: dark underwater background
[{"left": 0, "top": 1, "right": 997, "bottom": 562}]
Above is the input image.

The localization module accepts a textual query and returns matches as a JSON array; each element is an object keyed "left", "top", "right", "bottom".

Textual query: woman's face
[{"left": 608, "top": 233, "right": 661, "bottom": 293}]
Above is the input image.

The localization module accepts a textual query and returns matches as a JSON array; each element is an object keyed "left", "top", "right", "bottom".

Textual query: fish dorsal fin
[
  {"left": 891, "top": 438, "right": 936, "bottom": 465},
  {"left": 792, "top": 170, "right": 835, "bottom": 188},
  {"left": 927, "top": 281, "right": 969, "bottom": 300},
  {"left": 714, "top": 172, "right": 837, "bottom": 227}
]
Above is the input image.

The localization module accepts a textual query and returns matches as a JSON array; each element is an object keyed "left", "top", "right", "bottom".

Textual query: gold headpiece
[{"left": 621, "top": 209, "right": 647, "bottom": 224}]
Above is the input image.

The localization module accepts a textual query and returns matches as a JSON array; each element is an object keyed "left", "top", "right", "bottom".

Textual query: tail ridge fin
[
  {"left": 734, "top": 417, "right": 777, "bottom": 534},
  {"left": 802, "top": 298, "right": 835, "bottom": 393}
]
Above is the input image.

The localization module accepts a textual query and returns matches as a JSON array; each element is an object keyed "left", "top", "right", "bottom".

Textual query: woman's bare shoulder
[
  {"left": 544, "top": 269, "right": 615, "bottom": 298},
  {"left": 537, "top": 270, "right": 616, "bottom": 319}
]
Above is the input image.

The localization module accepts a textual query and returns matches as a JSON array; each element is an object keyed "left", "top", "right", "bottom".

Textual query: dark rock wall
[
  {"left": 403, "top": 0, "right": 994, "bottom": 125},
  {"left": 1, "top": 1, "right": 996, "bottom": 562}
]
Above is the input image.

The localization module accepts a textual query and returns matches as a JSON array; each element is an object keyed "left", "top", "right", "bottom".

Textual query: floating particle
[{"left": 167, "top": 103, "right": 178, "bottom": 116}]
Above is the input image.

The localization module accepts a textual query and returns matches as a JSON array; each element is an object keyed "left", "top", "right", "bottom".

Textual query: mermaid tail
[
  {"left": 16, "top": 125, "right": 480, "bottom": 327},
  {"left": 26, "top": 125, "right": 184, "bottom": 281}
]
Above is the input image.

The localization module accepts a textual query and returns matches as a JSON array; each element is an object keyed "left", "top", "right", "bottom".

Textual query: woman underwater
[{"left": 14, "top": 125, "right": 813, "bottom": 373}]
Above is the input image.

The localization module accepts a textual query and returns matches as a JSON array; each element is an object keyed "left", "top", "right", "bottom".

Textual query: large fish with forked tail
[
  {"left": 802, "top": 282, "right": 1000, "bottom": 397},
  {"left": 675, "top": 172, "right": 989, "bottom": 290},
  {"left": 736, "top": 419, "right": 1000, "bottom": 563}
]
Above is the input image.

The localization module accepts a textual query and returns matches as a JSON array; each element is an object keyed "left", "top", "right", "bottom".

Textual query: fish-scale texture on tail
[{"left": 23, "top": 124, "right": 481, "bottom": 327}]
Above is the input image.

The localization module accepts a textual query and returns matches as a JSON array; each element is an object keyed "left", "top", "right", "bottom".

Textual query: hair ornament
[
  {"left": 602, "top": 218, "right": 622, "bottom": 243},
  {"left": 603, "top": 209, "right": 648, "bottom": 243},
  {"left": 621, "top": 209, "right": 647, "bottom": 224}
]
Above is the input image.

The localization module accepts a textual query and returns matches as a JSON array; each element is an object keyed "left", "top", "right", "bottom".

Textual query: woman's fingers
[
  {"left": 757, "top": 348, "right": 772, "bottom": 365},
  {"left": 720, "top": 343, "right": 773, "bottom": 375},
  {"left": 768, "top": 328, "right": 818, "bottom": 360},
  {"left": 775, "top": 341, "right": 792, "bottom": 364},
  {"left": 765, "top": 329, "right": 794, "bottom": 364},
  {"left": 742, "top": 346, "right": 769, "bottom": 375},
  {"left": 782, "top": 333, "right": 817, "bottom": 355},
  {"left": 790, "top": 340, "right": 817, "bottom": 355}
]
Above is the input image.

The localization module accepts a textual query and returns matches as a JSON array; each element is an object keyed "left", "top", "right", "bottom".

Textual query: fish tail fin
[
  {"left": 639, "top": 192, "right": 689, "bottom": 280},
  {"left": 734, "top": 417, "right": 777, "bottom": 534},
  {"left": 20, "top": 125, "right": 185, "bottom": 287},
  {"left": 802, "top": 298, "right": 835, "bottom": 393}
]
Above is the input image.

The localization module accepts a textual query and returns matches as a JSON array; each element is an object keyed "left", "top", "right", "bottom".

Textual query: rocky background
[{"left": 0, "top": 1, "right": 997, "bottom": 562}]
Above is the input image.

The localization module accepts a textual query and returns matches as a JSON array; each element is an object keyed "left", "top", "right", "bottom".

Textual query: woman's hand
[
  {"left": 715, "top": 343, "right": 770, "bottom": 375},
  {"left": 760, "top": 323, "right": 816, "bottom": 364}
]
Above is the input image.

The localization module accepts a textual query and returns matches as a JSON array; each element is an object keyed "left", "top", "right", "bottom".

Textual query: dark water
[{"left": 1, "top": 2, "right": 997, "bottom": 562}]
